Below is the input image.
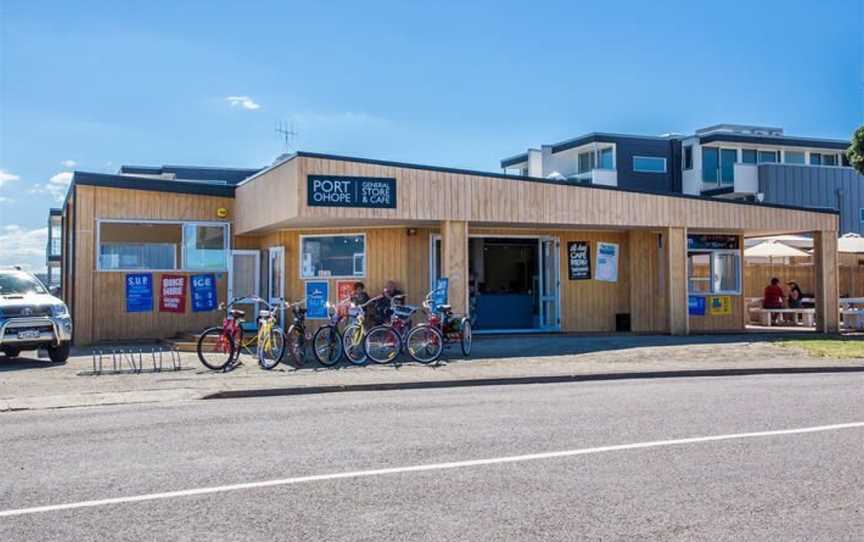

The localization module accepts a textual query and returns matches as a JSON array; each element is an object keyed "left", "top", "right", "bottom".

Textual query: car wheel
[
  {"left": 2, "top": 347, "right": 22, "bottom": 359},
  {"left": 48, "top": 342, "right": 71, "bottom": 363}
]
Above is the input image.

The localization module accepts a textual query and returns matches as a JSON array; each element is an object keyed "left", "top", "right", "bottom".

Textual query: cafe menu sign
[
  {"left": 307, "top": 175, "right": 397, "bottom": 209},
  {"left": 567, "top": 241, "right": 591, "bottom": 280}
]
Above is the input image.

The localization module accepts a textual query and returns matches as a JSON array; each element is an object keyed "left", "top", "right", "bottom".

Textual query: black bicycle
[
  {"left": 311, "top": 298, "right": 350, "bottom": 367},
  {"left": 284, "top": 299, "right": 309, "bottom": 367}
]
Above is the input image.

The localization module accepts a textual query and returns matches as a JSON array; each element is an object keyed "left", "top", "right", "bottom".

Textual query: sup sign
[{"left": 307, "top": 175, "right": 396, "bottom": 209}]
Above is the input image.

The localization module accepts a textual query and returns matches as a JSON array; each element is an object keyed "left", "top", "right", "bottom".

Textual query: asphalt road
[{"left": 1, "top": 373, "right": 863, "bottom": 541}]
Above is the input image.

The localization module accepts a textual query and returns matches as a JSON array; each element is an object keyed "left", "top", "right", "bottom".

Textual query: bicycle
[
  {"left": 404, "top": 288, "right": 472, "bottom": 364},
  {"left": 197, "top": 296, "right": 286, "bottom": 371},
  {"left": 341, "top": 295, "right": 385, "bottom": 365},
  {"left": 311, "top": 297, "right": 351, "bottom": 367},
  {"left": 364, "top": 294, "right": 416, "bottom": 364},
  {"left": 284, "top": 299, "right": 310, "bottom": 367}
]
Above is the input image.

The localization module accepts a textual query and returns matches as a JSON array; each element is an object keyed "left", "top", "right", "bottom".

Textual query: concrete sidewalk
[{"left": 1, "top": 334, "right": 861, "bottom": 412}]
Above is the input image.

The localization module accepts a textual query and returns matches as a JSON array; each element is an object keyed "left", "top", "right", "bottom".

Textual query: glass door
[
  {"left": 538, "top": 237, "right": 560, "bottom": 330},
  {"left": 230, "top": 250, "right": 261, "bottom": 320},
  {"left": 268, "top": 246, "right": 285, "bottom": 303}
]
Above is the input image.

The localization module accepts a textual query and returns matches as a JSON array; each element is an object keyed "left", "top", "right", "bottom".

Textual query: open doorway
[{"left": 431, "top": 235, "right": 559, "bottom": 332}]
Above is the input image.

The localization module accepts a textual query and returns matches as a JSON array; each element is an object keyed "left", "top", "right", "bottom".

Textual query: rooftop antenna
[{"left": 275, "top": 120, "right": 298, "bottom": 152}]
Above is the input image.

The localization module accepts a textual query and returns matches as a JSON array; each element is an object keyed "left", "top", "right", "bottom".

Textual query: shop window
[
  {"left": 98, "top": 222, "right": 181, "bottom": 270},
  {"left": 183, "top": 224, "right": 228, "bottom": 270},
  {"left": 301, "top": 234, "right": 366, "bottom": 278},
  {"left": 687, "top": 250, "right": 741, "bottom": 294},
  {"left": 687, "top": 253, "right": 712, "bottom": 293},
  {"left": 97, "top": 221, "right": 228, "bottom": 271}
]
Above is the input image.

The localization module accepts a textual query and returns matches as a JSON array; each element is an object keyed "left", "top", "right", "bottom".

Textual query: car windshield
[{"left": 0, "top": 273, "right": 48, "bottom": 295}]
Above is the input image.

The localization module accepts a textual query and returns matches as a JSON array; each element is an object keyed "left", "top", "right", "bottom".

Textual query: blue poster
[
  {"left": 125, "top": 273, "right": 153, "bottom": 313},
  {"left": 688, "top": 295, "right": 706, "bottom": 316},
  {"left": 432, "top": 277, "right": 449, "bottom": 308},
  {"left": 305, "top": 280, "right": 329, "bottom": 319},
  {"left": 191, "top": 274, "right": 218, "bottom": 312}
]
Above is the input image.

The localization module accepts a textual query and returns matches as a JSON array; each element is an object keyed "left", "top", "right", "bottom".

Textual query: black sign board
[
  {"left": 687, "top": 234, "right": 739, "bottom": 250},
  {"left": 567, "top": 241, "right": 591, "bottom": 280},
  {"left": 307, "top": 175, "right": 397, "bottom": 209}
]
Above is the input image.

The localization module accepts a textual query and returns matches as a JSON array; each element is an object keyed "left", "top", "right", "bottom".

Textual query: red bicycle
[{"left": 404, "top": 288, "right": 472, "bottom": 364}]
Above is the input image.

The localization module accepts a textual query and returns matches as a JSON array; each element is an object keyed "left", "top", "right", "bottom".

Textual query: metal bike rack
[{"left": 83, "top": 343, "right": 184, "bottom": 376}]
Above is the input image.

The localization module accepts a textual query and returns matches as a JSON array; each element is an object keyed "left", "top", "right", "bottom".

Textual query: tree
[{"left": 848, "top": 126, "right": 864, "bottom": 175}]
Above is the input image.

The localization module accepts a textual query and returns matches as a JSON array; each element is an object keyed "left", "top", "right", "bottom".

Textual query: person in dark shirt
[
  {"left": 763, "top": 278, "right": 785, "bottom": 309},
  {"left": 351, "top": 282, "right": 370, "bottom": 307},
  {"left": 373, "top": 280, "right": 404, "bottom": 324},
  {"left": 787, "top": 281, "right": 803, "bottom": 309}
]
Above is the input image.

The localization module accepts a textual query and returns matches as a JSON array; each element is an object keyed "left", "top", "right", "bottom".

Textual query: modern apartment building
[{"left": 502, "top": 124, "right": 861, "bottom": 232}]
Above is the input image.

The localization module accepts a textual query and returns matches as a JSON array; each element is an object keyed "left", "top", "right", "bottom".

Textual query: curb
[{"left": 201, "top": 365, "right": 864, "bottom": 400}]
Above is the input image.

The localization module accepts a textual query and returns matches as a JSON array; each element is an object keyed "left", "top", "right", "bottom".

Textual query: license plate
[{"left": 17, "top": 329, "right": 41, "bottom": 340}]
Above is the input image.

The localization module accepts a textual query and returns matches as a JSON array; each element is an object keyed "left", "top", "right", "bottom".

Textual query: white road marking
[{"left": 1, "top": 421, "right": 862, "bottom": 518}]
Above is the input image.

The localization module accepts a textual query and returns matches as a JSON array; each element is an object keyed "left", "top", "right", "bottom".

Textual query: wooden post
[
  {"left": 441, "top": 220, "right": 469, "bottom": 314},
  {"left": 664, "top": 227, "right": 689, "bottom": 336},
  {"left": 813, "top": 230, "right": 839, "bottom": 334}
]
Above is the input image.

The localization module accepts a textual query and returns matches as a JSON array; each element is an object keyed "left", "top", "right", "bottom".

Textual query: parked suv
[{"left": 0, "top": 270, "right": 72, "bottom": 363}]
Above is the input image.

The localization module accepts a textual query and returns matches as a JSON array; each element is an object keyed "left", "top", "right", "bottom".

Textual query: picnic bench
[{"left": 748, "top": 307, "right": 815, "bottom": 327}]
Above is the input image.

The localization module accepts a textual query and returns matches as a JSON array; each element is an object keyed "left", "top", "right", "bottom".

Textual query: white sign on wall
[{"left": 595, "top": 242, "right": 619, "bottom": 283}]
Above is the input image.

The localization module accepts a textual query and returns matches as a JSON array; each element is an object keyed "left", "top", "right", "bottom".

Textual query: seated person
[
  {"left": 787, "top": 281, "right": 803, "bottom": 309},
  {"left": 373, "top": 280, "right": 404, "bottom": 324},
  {"left": 351, "top": 282, "right": 370, "bottom": 307},
  {"left": 763, "top": 277, "right": 785, "bottom": 324}
]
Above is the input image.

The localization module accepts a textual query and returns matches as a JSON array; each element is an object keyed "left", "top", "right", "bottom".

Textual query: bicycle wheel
[
  {"left": 342, "top": 324, "right": 367, "bottom": 365},
  {"left": 312, "top": 325, "right": 343, "bottom": 367},
  {"left": 257, "top": 326, "right": 286, "bottom": 370},
  {"left": 460, "top": 318, "right": 473, "bottom": 356},
  {"left": 405, "top": 324, "right": 444, "bottom": 364},
  {"left": 286, "top": 325, "right": 306, "bottom": 367},
  {"left": 196, "top": 327, "right": 236, "bottom": 370},
  {"left": 364, "top": 325, "right": 402, "bottom": 364}
]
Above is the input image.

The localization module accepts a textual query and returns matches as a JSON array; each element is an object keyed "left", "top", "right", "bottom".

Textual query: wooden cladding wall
[
  {"left": 239, "top": 226, "right": 645, "bottom": 334},
  {"left": 71, "top": 186, "right": 234, "bottom": 344},
  {"left": 234, "top": 155, "right": 838, "bottom": 234}
]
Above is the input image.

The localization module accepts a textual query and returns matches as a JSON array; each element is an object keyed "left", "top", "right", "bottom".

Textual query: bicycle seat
[
  {"left": 258, "top": 310, "right": 271, "bottom": 318},
  {"left": 229, "top": 309, "right": 245, "bottom": 318},
  {"left": 437, "top": 304, "right": 452, "bottom": 312}
]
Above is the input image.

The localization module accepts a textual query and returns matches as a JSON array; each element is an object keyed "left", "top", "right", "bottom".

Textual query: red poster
[
  {"left": 159, "top": 274, "right": 187, "bottom": 313},
  {"left": 336, "top": 280, "right": 355, "bottom": 304}
]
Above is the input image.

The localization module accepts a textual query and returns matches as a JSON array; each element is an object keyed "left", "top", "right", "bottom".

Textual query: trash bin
[{"left": 616, "top": 313, "right": 631, "bottom": 332}]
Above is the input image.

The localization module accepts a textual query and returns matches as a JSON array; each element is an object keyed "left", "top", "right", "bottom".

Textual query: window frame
[
  {"left": 687, "top": 248, "right": 742, "bottom": 295},
  {"left": 95, "top": 219, "right": 231, "bottom": 272},
  {"left": 299, "top": 232, "right": 367, "bottom": 280},
  {"left": 783, "top": 150, "right": 806, "bottom": 165},
  {"left": 632, "top": 156, "right": 668, "bottom": 174}
]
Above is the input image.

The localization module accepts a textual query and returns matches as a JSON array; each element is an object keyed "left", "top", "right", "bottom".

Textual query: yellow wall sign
[
  {"left": 216, "top": 207, "right": 229, "bottom": 219},
  {"left": 708, "top": 295, "right": 732, "bottom": 316}
]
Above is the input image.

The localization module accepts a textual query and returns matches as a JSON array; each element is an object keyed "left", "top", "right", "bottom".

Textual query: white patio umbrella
[
  {"left": 837, "top": 233, "right": 864, "bottom": 253},
  {"left": 745, "top": 234, "right": 813, "bottom": 249},
  {"left": 744, "top": 240, "right": 809, "bottom": 258}
]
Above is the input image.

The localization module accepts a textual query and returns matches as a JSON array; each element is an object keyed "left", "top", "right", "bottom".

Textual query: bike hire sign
[
  {"left": 159, "top": 275, "right": 187, "bottom": 313},
  {"left": 307, "top": 175, "right": 396, "bottom": 209}
]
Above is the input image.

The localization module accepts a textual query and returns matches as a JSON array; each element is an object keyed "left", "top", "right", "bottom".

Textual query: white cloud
[
  {"left": 225, "top": 96, "right": 261, "bottom": 110},
  {"left": 61, "top": 159, "right": 77, "bottom": 168},
  {"left": 0, "top": 169, "right": 20, "bottom": 188},
  {"left": 0, "top": 196, "right": 13, "bottom": 204},
  {"left": 0, "top": 225, "right": 49, "bottom": 272},
  {"left": 30, "top": 171, "right": 73, "bottom": 202}
]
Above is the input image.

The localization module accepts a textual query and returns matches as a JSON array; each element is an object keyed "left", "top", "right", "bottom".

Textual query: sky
[{"left": 1, "top": 0, "right": 863, "bottom": 272}]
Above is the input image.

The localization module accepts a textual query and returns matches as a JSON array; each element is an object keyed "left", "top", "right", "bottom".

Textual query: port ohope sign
[{"left": 308, "top": 175, "right": 397, "bottom": 209}]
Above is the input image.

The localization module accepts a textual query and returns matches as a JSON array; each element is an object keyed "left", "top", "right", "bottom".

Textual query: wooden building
[{"left": 57, "top": 152, "right": 840, "bottom": 345}]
